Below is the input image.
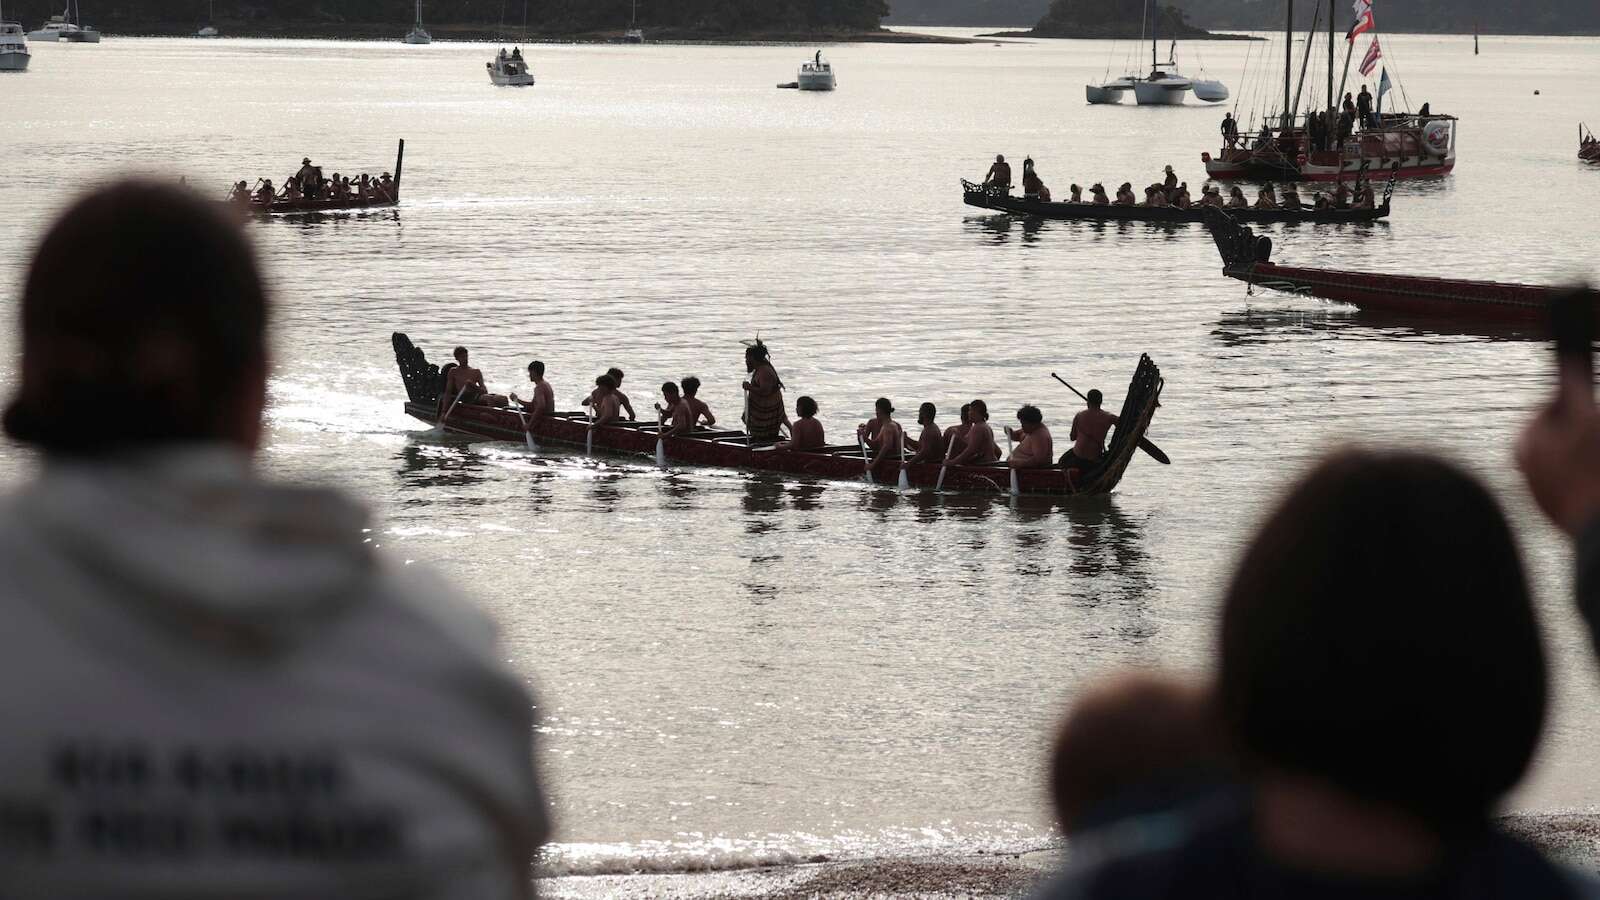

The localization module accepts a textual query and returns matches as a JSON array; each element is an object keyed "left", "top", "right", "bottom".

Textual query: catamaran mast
[{"left": 1151, "top": 0, "right": 1157, "bottom": 70}]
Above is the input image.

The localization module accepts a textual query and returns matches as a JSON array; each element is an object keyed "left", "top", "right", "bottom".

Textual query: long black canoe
[
  {"left": 230, "top": 140, "right": 404, "bottom": 216},
  {"left": 961, "top": 176, "right": 1391, "bottom": 224}
]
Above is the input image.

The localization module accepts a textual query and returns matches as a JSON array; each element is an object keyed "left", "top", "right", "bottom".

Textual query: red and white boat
[
  {"left": 1201, "top": 0, "right": 1455, "bottom": 182},
  {"left": 391, "top": 334, "right": 1167, "bottom": 497}
]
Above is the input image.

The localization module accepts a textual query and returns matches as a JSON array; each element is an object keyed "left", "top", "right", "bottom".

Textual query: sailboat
[
  {"left": 1, "top": 0, "right": 30, "bottom": 71},
  {"left": 403, "top": 0, "right": 431, "bottom": 44},
  {"left": 624, "top": 0, "right": 643, "bottom": 42},
  {"left": 29, "top": 0, "right": 98, "bottom": 42},
  {"left": 1201, "top": 0, "right": 1456, "bottom": 181},
  {"left": 196, "top": 0, "right": 218, "bottom": 37}
]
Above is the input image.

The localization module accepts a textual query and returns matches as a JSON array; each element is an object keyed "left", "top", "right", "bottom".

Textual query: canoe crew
[
  {"left": 777, "top": 395, "right": 824, "bottom": 451},
  {"left": 1114, "top": 183, "right": 1136, "bottom": 206},
  {"left": 1069, "top": 184, "right": 1083, "bottom": 203},
  {"left": 378, "top": 172, "right": 396, "bottom": 200},
  {"left": 1331, "top": 180, "right": 1351, "bottom": 208},
  {"left": 358, "top": 173, "right": 372, "bottom": 200},
  {"left": 588, "top": 374, "right": 622, "bottom": 426},
  {"left": 984, "top": 154, "right": 1012, "bottom": 192},
  {"left": 584, "top": 367, "right": 636, "bottom": 420},
  {"left": 1061, "top": 389, "right": 1119, "bottom": 477},
  {"left": 509, "top": 359, "right": 554, "bottom": 424},
  {"left": 1221, "top": 112, "right": 1239, "bottom": 147},
  {"left": 1144, "top": 185, "right": 1169, "bottom": 208},
  {"left": 1227, "top": 185, "right": 1249, "bottom": 209},
  {"left": 656, "top": 381, "right": 694, "bottom": 437},
  {"left": 440, "top": 345, "right": 487, "bottom": 415},
  {"left": 861, "top": 398, "right": 904, "bottom": 478},
  {"left": 1172, "top": 182, "right": 1192, "bottom": 209},
  {"left": 944, "top": 403, "right": 971, "bottom": 460},
  {"left": 1004, "top": 405, "right": 1053, "bottom": 468},
  {"left": 1354, "top": 182, "right": 1376, "bottom": 209},
  {"left": 282, "top": 177, "right": 302, "bottom": 200},
  {"left": 742, "top": 342, "right": 786, "bottom": 442},
  {"left": 1254, "top": 184, "right": 1280, "bottom": 209},
  {"left": 1090, "top": 183, "right": 1110, "bottom": 205},
  {"left": 254, "top": 179, "right": 275, "bottom": 204},
  {"left": 1282, "top": 186, "right": 1305, "bottom": 209},
  {"left": 1197, "top": 185, "right": 1223, "bottom": 208},
  {"left": 1162, "top": 165, "right": 1178, "bottom": 197},
  {"left": 1022, "top": 158, "right": 1050, "bottom": 201},
  {"left": 295, "top": 157, "right": 320, "bottom": 194},
  {"left": 905, "top": 402, "right": 944, "bottom": 464},
  {"left": 228, "top": 180, "right": 250, "bottom": 202},
  {"left": 681, "top": 375, "right": 715, "bottom": 427},
  {"left": 948, "top": 399, "right": 999, "bottom": 465}
]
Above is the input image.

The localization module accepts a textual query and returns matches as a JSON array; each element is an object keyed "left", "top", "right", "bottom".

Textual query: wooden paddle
[
  {"left": 858, "top": 430, "right": 874, "bottom": 484},
  {"left": 934, "top": 425, "right": 957, "bottom": 492},
  {"left": 510, "top": 403, "right": 539, "bottom": 452},
  {"left": 897, "top": 424, "right": 911, "bottom": 490},
  {"left": 1002, "top": 428, "right": 1020, "bottom": 496},
  {"left": 1050, "top": 372, "right": 1170, "bottom": 465},
  {"left": 440, "top": 385, "right": 470, "bottom": 430}
]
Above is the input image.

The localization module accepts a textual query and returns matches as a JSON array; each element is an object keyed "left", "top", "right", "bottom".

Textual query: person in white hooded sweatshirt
[{"left": 0, "top": 182, "right": 550, "bottom": 898}]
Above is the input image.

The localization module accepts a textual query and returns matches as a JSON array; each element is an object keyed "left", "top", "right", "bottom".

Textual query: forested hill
[
  {"left": 887, "top": 0, "right": 1600, "bottom": 34},
  {"left": 4, "top": 0, "right": 892, "bottom": 36},
  {"left": 1026, "top": 0, "right": 1220, "bottom": 38}
]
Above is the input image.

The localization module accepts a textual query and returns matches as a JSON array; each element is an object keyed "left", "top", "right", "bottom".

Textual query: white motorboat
[
  {"left": 797, "top": 51, "right": 835, "bottom": 91},
  {"left": 1133, "top": 68, "right": 1192, "bottom": 105},
  {"left": 487, "top": 47, "right": 534, "bottom": 85},
  {"left": 403, "top": 0, "right": 431, "bottom": 44},
  {"left": 1, "top": 13, "right": 29, "bottom": 71}
]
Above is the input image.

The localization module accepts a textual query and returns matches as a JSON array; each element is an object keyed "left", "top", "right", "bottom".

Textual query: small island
[{"left": 984, "top": 0, "right": 1258, "bottom": 39}]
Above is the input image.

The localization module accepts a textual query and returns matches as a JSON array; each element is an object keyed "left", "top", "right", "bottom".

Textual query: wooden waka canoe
[
  {"left": 961, "top": 176, "right": 1391, "bottom": 225},
  {"left": 392, "top": 333, "right": 1165, "bottom": 497},
  {"left": 1203, "top": 207, "right": 1599, "bottom": 322},
  {"left": 229, "top": 140, "right": 403, "bottom": 216}
]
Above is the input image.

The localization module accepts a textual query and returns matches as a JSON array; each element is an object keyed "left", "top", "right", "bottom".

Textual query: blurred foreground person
[
  {"left": 1040, "top": 450, "right": 1597, "bottom": 899},
  {"left": 0, "top": 182, "right": 548, "bottom": 899}
]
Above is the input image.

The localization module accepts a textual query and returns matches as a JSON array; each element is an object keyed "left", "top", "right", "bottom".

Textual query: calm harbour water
[{"left": 3, "top": 29, "right": 1600, "bottom": 875}]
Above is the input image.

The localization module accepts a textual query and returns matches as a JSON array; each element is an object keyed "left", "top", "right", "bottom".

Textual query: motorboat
[
  {"left": 0, "top": 14, "right": 29, "bottom": 71},
  {"left": 797, "top": 51, "right": 835, "bottom": 91},
  {"left": 487, "top": 47, "right": 534, "bottom": 86},
  {"left": 1132, "top": 67, "right": 1191, "bottom": 105},
  {"left": 403, "top": 0, "right": 431, "bottom": 44}
]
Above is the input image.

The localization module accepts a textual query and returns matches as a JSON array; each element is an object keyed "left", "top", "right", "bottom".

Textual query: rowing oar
[
  {"left": 1049, "top": 372, "right": 1170, "bottom": 465},
  {"left": 1002, "top": 427, "right": 1020, "bottom": 497},
  {"left": 586, "top": 404, "right": 594, "bottom": 455},
  {"left": 439, "top": 385, "right": 469, "bottom": 431},
  {"left": 859, "top": 430, "right": 874, "bottom": 484},
  {"left": 897, "top": 426, "right": 911, "bottom": 490},
  {"left": 934, "top": 426, "right": 957, "bottom": 492},
  {"left": 511, "top": 403, "right": 538, "bottom": 453}
]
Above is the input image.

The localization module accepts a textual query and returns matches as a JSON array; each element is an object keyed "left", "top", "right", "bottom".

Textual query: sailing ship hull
[
  {"left": 1205, "top": 118, "right": 1457, "bottom": 182},
  {"left": 392, "top": 334, "right": 1165, "bottom": 498},
  {"left": 1203, "top": 207, "right": 1593, "bottom": 323},
  {"left": 963, "top": 180, "right": 1389, "bottom": 223}
]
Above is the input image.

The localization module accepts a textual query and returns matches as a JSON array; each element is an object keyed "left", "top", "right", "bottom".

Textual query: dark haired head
[
  {"left": 528, "top": 360, "right": 545, "bottom": 377},
  {"left": 960, "top": 403, "right": 971, "bottom": 424},
  {"left": 970, "top": 399, "right": 988, "bottom": 419},
  {"left": 918, "top": 402, "right": 936, "bottom": 424},
  {"left": 681, "top": 376, "right": 701, "bottom": 396},
  {"left": 1017, "top": 405, "right": 1042, "bottom": 426},
  {"left": 875, "top": 397, "right": 893, "bottom": 415},
  {"left": 596, "top": 374, "right": 617, "bottom": 390},
  {"left": 661, "top": 381, "right": 679, "bottom": 397},
  {"left": 607, "top": 367, "right": 624, "bottom": 383},
  {"left": 1086, "top": 389, "right": 1103, "bottom": 408},
  {"left": 1219, "top": 450, "right": 1545, "bottom": 833},
  {"left": 4, "top": 180, "right": 267, "bottom": 455},
  {"left": 797, "top": 395, "right": 817, "bottom": 417},
  {"left": 454, "top": 346, "right": 468, "bottom": 363}
]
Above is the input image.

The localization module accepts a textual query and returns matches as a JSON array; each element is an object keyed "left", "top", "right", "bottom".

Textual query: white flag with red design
[
  {"left": 1359, "top": 37, "right": 1382, "bottom": 76},
  {"left": 1348, "top": 0, "right": 1374, "bottom": 41}
]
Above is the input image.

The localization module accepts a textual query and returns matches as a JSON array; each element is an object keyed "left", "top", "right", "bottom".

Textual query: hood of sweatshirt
[{"left": 12, "top": 446, "right": 375, "bottom": 648}]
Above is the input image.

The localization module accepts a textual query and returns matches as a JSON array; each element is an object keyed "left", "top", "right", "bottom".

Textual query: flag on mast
[
  {"left": 1347, "top": 0, "right": 1375, "bottom": 41},
  {"left": 1376, "top": 67, "right": 1392, "bottom": 116},
  {"left": 1359, "top": 37, "right": 1383, "bottom": 76}
]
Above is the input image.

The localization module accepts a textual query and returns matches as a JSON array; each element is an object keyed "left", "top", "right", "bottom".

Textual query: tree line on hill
[{"left": 5, "top": 0, "right": 891, "bottom": 33}]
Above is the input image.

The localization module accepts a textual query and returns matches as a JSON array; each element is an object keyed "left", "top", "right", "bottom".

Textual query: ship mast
[{"left": 1283, "top": 0, "right": 1292, "bottom": 125}]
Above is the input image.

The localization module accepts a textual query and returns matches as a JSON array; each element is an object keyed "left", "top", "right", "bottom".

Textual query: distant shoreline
[
  {"left": 979, "top": 29, "right": 1261, "bottom": 40},
  {"left": 74, "top": 24, "right": 978, "bottom": 44}
]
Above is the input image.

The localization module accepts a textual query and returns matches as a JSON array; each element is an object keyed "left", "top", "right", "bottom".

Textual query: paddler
[
  {"left": 1060, "top": 389, "right": 1119, "bottom": 476},
  {"left": 681, "top": 376, "right": 715, "bottom": 427},
  {"left": 440, "top": 346, "right": 487, "bottom": 415},
  {"left": 948, "top": 399, "right": 998, "bottom": 465},
  {"left": 583, "top": 367, "right": 636, "bottom": 420},
  {"left": 589, "top": 374, "right": 622, "bottom": 427},
  {"left": 777, "top": 395, "right": 825, "bottom": 451},
  {"left": 905, "top": 402, "right": 945, "bottom": 464},
  {"left": 1089, "top": 183, "right": 1110, "bottom": 205},
  {"left": 1254, "top": 184, "right": 1280, "bottom": 209},
  {"left": 253, "top": 179, "right": 275, "bottom": 204},
  {"left": 1069, "top": 184, "right": 1083, "bottom": 203},
  {"left": 656, "top": 381, "right": 693, "bottom": 437},
  {"left": 860, "top": 398, "right": 904, "bottom": 477},
  {"left": 509, "top": 359, "right": 553, "bottom": 424},
  {"left": 1004, "top": 405, "right": 1053, "bottom": 468},
  {"left": 742, "top": 342, "right": 786, "bottom": 442},
  {"left": 378, "top": 172, "right": 396, "bottom": 201},
  {"left": 295, "top": 157, "right": 319, "bottom": 194},
  {"left": 984, "top": 154, "right": 1012, "bottom": 192}
]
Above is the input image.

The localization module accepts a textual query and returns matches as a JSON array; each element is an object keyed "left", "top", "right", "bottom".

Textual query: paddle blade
[
  {"left": 1009, "top": 469, "right": 1020, "bottom": 497},
  {"left": 655, "top": 439, "right": 666, "bottom": 467},
  {"left": 898, "top": 468, "right": 910, "bottom": 490}
]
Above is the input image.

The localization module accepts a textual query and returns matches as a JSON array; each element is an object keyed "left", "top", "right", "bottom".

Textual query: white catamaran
[{"left": 1087, "top": 0, "right": 1226, "bottom": 106}]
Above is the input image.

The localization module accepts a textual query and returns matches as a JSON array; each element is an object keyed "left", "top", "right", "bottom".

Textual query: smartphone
[{"left": 1550, "top": 287, "right": 1595, "bottom": 381}]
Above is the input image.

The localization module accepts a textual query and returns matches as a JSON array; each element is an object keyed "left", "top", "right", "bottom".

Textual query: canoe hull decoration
[
  {"left": 392, "top": 333, "right": 1164, "bottom": 497},
  {"left": 1203, "top": 207, "right": 1599, "bottom": 323},
  {"left": 962, "top": 179, "right": 1390, "bottom": 224}
]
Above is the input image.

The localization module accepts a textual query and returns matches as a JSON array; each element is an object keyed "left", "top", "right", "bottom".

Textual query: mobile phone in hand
[{"left": 1550, "top": 287, "right": 1594, "bottom": 382}]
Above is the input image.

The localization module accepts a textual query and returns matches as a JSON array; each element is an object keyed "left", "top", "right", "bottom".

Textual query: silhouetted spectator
[
  {"left": 0, "top": 181, "right": 549, "bottom": 897},
  {"left": 1036, "top": 450, "right": 1597, "bottom": 899},
  {"left": 1357, "top": 83, "right": 1374, "bottom": 128}
]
